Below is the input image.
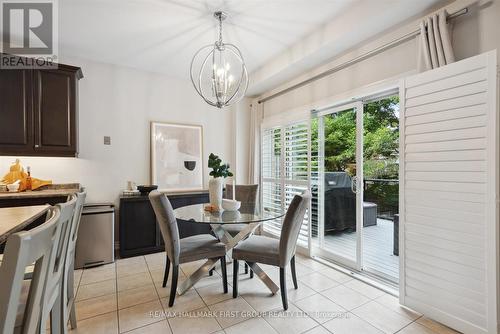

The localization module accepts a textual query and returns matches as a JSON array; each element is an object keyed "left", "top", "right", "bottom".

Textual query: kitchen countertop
[
  {"left": 0, "top": 204, "right": 51, "bottom": 244},
  {"left": 0, "top": 183, "right": 80, "bottom": 200}
]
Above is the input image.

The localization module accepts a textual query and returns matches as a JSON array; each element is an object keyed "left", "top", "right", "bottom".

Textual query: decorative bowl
[
  {"left": 7, "top": 183, "right": 20, "bottom": 192},
  {"left": 222, "top": 199, "right": 241, "bottom": 211},
  {"left": 137, "top": 185, "right": 158, "bottom": 195}
]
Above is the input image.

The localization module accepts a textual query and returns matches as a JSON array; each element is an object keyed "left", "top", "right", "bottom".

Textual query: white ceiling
[{"left": 58, "top": 0, "right": 445, "bottom": 90}]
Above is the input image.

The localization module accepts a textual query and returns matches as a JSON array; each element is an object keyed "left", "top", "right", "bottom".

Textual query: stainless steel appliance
[{"left": 75, "top": 203, "right": 115, "bottom": 269}]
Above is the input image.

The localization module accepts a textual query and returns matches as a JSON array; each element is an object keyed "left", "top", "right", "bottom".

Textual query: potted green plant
[{"left": 208, "top": 153, "right": 233, "bottom": 211}]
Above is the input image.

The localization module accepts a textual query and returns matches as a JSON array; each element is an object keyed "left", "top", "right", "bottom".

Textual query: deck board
[{"left": 322, "top": 219, "right": 399, "bottom": 282}]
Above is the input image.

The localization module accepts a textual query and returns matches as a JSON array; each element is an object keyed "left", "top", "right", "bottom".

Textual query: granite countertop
[{"left": 0, "top": 183, "right": 81, "bottom": 199}]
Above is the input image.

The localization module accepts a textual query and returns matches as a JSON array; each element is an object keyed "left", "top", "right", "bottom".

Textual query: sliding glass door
[
  {"left": 311, "top": 102, "right": 364, "bottom": 270},
  {"left": 311, "top": 96, "right": 400, "bottom": 282}
]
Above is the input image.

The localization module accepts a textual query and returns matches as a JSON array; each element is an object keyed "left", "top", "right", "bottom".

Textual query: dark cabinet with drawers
[
  {"left": 0, "top": 55, "right": 83, "bottom": 157},
  {"left": 119, "top": 191, "right": 210, "bottom": 258}
]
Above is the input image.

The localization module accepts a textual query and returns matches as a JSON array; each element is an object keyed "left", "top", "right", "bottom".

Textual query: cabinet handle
[{"left": 34, "top": 144, "right": 40, "bottom": 148}]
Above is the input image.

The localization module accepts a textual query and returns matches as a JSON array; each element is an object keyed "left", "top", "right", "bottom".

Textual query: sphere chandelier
[{"left": 190, "top": 11, "right": 248, "bottom": 109}]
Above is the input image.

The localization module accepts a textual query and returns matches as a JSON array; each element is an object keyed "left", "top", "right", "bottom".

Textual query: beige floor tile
[
  {"left": 117, "top": 272, "right": 154, "bottom": 292},
  {"left": 124, "top": 320, "right": 171, "bottom": 334},
  {"left": 293, "top": 293, "right": 345, "bottom": 324},
  {"left": 80, "top": 266, "right": 116, "bottom": 285},
  {"left": 70, "top": 311, "right": 119, "bottom": 334},
  {"left": 225, "top": 317, "right": 277, "bottom": 334},
  {"left": 193, "top": 271, "right": 226, "bottom": 289},
  {"left": 351, "top": 300, "right": 413, "bottom": 333},
  {"left": 375, "top": 294, "right": 421, "bottom": 320},
  {"left": 263, "top": 303, "right": 318, "bottom": 334},
  {"left": 116, "top": 262, "right": 149, "bottom": 277},
  {"left": 295, "top": 257, "right": 331, "bottom": 271},
  {"left": 298, "top": 272, "right": 340, "bottom": 292},
  {"left": 168, "top": 307, "right": 221, "bottom": 334},
  {"left": 116, "top": 256, "right": 146, "bottom": 267},
  {"left": 76, "top": 279, "right": 116, "bottom": 301},
  {"left": 144, "top": 252, "right": 166, "bottom": 265},
  {"left": 399, "top": 322, "right": 440, "bottom": 334},
  {"left": 75, "top": 294, "right": 118, "bottom": 321},
  {"left": 317, "top": 267, "right": 353, "bottom": 284},
  {"left": 322, "top": 312, "right": 383, "bottom": 334},
  {"left": 416, "top": 316, "right": 461, "bottom": 334},
  {"left": 161, "top": 289, "right": 206, "bottom": 314},
  {"left": 74, "top": 269, "right": 83, "bottom": 285},
  {"left": 286, "top": 283, "right": 317, "bottom": 302},
  {"left": 118, "top": 285, "right": 159, "bottom": 309},
  {"left": 118, "top": 299, "right": 165, "bottom": 333},
  {"left": 302, "top": 325, "right": 331, "bottom": 334},
  {"left": 320, "top": 285, "right": 371, "bottom": 311},
  {"left": 240, "top": 290, "right": 283, "bottom": 313},
  {"left": 196, "top": 282, "right": 232, "bottom": 305},
  {"left": 179, "top": 260, "right": 206, "bottom": 276},
  {"left": 208, "top": 297, "right": 256, "bottom": 329},
  {"left": 343, "top": 279, "right": 386, "bottom": 299}
]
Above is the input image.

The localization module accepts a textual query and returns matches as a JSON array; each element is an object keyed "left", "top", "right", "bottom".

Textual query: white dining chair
[
  {"left": 0, "top": 206, "right": 62, "bottom": 334},
  {"left": 41, "top": 196, "right": 77, "bottom": 334},
  {"left": 61, "top": 191, "right": 86, "bottom": 333}
]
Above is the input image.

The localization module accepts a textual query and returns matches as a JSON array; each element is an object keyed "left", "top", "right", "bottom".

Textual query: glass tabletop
[{"left": 174, "top": 203, "right": 285, "bottom": 224}]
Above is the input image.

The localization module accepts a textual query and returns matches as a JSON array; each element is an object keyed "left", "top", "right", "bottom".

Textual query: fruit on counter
[{"left": 1, "top": 159, "right": 52, "bottom": 191}]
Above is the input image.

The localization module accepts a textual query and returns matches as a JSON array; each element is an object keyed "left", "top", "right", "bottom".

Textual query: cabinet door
[
  {"left": 0, "top": 69, "right": 34, "bottom": 155},
  {"left": 33, "top": 69, "right": 78, "bottom": 156},
  {"left": 119, "top": 199, "right": 159, "bottom": 257}
]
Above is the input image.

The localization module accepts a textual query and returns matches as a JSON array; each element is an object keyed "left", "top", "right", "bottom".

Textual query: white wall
[{"left": 0, "top": 57, "right": 235, "bottom": 205}]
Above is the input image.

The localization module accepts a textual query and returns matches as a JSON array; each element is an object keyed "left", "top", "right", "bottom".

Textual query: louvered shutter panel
[
  {"left": 262, "top": 127, "right": 283, "bottom": 236},
  {"left": 399, "top": 51, "right": 498, "bottom": 334}
]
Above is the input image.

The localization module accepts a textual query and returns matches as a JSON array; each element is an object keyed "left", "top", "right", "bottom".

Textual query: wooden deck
[{"left": 323, "top": 218, "right": 399, "bottom": 282}]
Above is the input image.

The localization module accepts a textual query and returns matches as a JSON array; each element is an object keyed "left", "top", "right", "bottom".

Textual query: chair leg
[
  {"left": 280, "top": 267, "right": 288, "bottom": 310},
  {"left": 67, "top": 262, "right": 77, "bottom": 330},
  {"left": 244, "top": 262, "right": 248, "bottom": 274},
  {"left": 290, "top": 255, "right": 298, "bottom": 289},
  {"left": 163, "top": 256, "right": 171, "bottom": 288},
  {"left": 168, "top": 265, "right": 179, "bottom": 307},
  {"left": 247, "top": 262, "right": 254, "bottom": 279},
  {"left": 220, "top": 257, "right": 228, "bottom": 293},
  {"left": 50, "top": 296, "right": 62, "bottom": 334},
  {"left": 233, "top": 260, "right": 239, "bottom": 298}
]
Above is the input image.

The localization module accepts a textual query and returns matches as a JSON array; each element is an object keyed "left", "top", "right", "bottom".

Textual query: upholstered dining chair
[
  {"left": 149, "top": 191, "right": 228, "bottom": 307},
  {"left": 0, "top": 206, "right": 63, "bottom": 334},
  {"left": 223, "top": 184, "right": 258, "bottom": 276},
  {"left": 232, "top": 191, "right": 310, "bottom": 310}
]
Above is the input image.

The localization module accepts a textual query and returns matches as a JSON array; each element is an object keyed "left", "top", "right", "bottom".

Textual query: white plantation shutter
[
  {"left": 399, "top": 51, "right": 498, "bottom": 334},
  {"left": 261, "top": 121, "right": 311, "bottom": 247}
]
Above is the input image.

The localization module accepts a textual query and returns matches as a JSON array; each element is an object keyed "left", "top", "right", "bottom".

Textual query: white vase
[{"left": 208, "top": 177, "right": 224, "bottom": 211}]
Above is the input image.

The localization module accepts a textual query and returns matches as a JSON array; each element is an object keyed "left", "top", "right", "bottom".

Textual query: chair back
[
  {"left": 62, "top": 191, "right": 86, "bottom": 329},
  {"left": 149, "top": 191, "right": 180, "bottom": 265},
  {"left": 0, "top": 207, "right": 62, "bottom": 333},
  {"left": 40, "top": 196, "right": 77, "bottom": 328},
  {"left": 279, "top": 191, "right": 311, "bottom": 267},
  {"left": 225, "top": 184, "right": 258, "bottom": 211}
]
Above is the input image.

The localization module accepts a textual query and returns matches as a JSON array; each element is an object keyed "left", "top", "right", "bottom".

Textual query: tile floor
[{"left": 70, "top": 253, "right": 460, "bottom": 334}]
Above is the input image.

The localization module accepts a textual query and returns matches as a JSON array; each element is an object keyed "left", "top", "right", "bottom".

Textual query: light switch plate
[{"left": 104, "top": 136, "right": 111, "bottom": 145}]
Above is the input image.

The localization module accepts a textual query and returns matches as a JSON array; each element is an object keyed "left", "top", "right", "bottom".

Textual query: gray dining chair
[
  {"left": 149, "top": 191, "right": 228, "bottom": 307},
  {"left": 223, "top": 184, "right": 258, "bottom": 276},
  {"left": 232, "top": 191, "right": 310, "bottom": 310},
  {"left": 0, "top": 206, "right": 62, "bottom": 334},
  {"left": 61, "top": 191, "right": 86, "bottom": 333}
]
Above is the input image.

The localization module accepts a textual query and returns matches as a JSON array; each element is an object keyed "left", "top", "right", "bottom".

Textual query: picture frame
[{"left": 150, "top": 121, "right": 204, "bottom": 192}]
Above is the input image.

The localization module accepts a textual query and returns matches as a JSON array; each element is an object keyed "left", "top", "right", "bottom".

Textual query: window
[{"left": 261, "top": 121, "right": 310, "bottom": 247}]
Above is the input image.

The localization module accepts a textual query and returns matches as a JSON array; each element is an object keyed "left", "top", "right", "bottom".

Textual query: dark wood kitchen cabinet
[
  {"left": 119, "top": 191, "right": 210, "bottom": 258},
  {"left": 0, "top": 57, "right": 83, "bottom": 157}
]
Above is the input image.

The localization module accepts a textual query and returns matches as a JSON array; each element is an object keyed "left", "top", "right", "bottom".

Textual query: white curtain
[
  {"left": 248, "top": 100, "right": 263, "bottom": 185},
  {"left": 418, "top": 10, "right": 455, "bottom": 72}
]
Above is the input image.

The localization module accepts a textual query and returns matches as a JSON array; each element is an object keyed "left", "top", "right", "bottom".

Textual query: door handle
[{"left": 351, "top": 176, "right": 358, "bottom": 194}]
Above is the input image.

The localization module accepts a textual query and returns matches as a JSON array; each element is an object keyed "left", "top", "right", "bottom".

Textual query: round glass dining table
[{"left": 173, "top": 203, "right": 285, "bottom": 295}]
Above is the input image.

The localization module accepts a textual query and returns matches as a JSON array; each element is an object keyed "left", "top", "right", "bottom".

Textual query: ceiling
[{"left": 57, "top": 0, "right": 445, "bottom": 90}]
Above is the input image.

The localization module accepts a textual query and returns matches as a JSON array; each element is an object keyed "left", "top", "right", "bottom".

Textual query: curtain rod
[{"left": 257, "top": 7, "right": 469, "bottom": 104}]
